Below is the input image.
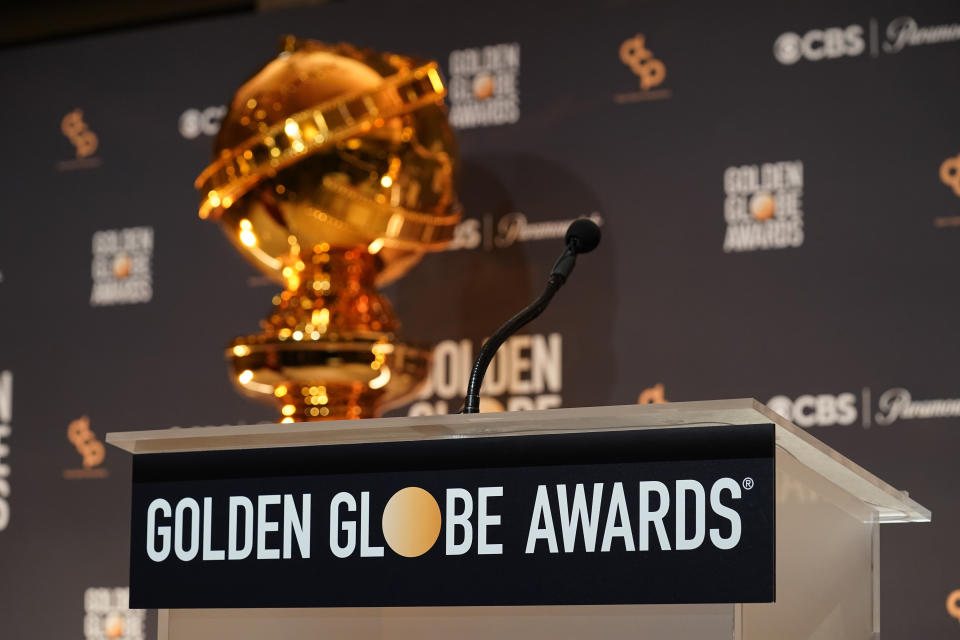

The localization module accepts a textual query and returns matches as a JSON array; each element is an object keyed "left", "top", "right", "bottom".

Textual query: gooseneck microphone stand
[{"left": 461, "top": 218, "right": 601, "bottom": 414}]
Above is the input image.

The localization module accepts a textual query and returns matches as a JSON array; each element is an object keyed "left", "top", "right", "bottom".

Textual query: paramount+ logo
[{"left": 143, "top": 478, "right": 747, "bottom": 564}]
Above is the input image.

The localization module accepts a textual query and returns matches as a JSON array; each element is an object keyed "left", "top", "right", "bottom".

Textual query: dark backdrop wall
[{"left": 1, "top": 0, "right": 959, "bottom": 637}]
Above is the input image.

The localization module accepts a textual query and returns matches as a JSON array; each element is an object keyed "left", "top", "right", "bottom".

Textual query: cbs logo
[
  {"left": 773, "top": 26, "right": 865, "bottom": 65},
  {"left": 179, "top": 106, "right": 227, "bottom": 139},
  {"left": 767, "top": 393, "right": 857, "bottom": 428}
]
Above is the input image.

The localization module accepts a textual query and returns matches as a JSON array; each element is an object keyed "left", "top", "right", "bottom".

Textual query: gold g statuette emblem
[{"left": 619, "top": 34, "right": 666, "bottom": 90}]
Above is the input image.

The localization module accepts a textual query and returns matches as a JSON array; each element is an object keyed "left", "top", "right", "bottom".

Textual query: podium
[{"left": 107, "top": 399, "right": 929, "bottom": 640}]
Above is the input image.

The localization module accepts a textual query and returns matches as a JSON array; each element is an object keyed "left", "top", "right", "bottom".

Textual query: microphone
[{"left": 461, "top": 218, "right": 601, "bottom": 414}]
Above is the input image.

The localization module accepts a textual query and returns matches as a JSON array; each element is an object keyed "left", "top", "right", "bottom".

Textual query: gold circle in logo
[
  {"left": 381, "top": 486, "right": 442, "bottom": 557},
  {"left": 112, "top": 253, "right": 132, "bottom": 279},
  {"left": 750, "top": 192, "right": 776, "bottom": 221},
  {"left": 472, "top": 72, "right": 495, "bottom": 101}
]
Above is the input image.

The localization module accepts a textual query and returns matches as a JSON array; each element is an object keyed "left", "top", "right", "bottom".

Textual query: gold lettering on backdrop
[
  {"left": 61, "top": 110, "right": 99, "bottom": 158},
  {"left": 619, "top": 35, "right": 666, "bottom": 90},
  {"left": 638, "top": 383, "right": 668, "bottom": 404}
]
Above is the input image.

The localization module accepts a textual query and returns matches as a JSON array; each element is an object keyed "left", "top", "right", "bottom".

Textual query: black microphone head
[{"left": 565, "top": 218, "right": 601, "bottom": 254}]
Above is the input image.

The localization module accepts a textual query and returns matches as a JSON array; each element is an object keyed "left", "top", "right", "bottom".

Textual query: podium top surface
[{"left": 106, "top": 399, "right": 930, "bottom": 523}]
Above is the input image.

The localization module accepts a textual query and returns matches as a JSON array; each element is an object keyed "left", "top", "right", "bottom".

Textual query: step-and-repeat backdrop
[{"left": 1, "top": 0, "right": 959, "bottom": 636}]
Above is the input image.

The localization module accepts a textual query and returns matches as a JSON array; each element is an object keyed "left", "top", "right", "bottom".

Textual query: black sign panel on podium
[{"left": 129, "top": 424, "right": 775, "bottom": 608}]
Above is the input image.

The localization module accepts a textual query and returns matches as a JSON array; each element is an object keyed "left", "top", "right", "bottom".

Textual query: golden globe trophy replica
[{"left": 195, "top": 37, "right": 460, "bottom": 421}]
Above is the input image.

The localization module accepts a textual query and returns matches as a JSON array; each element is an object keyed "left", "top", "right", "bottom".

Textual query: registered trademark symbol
[{"left": 742, "top": 477, "right": 754, "bottom": 490}]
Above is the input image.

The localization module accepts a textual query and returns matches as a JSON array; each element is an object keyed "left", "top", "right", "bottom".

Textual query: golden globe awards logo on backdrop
[
  {"left": 723, "top": 161, "right": 804, "bottom": 253},
  {"left": 773, "top": 17, "right": 960, "bottom": 65},
  {"left": 63, "top": 416, "right": 108, "bottom": 480},
  {"left": 406, "top": 332, "right": 563, "bottom": 415},
  {"left": 83, "top": 587, "right": 144, "bottom": 640},
  {"left": 0, "top": 371, "right": 11, "bottom": 532},
  {"left": 447, "top": 42, "right": 520, "bottom": 129},
  {"left": 615, "top": 33, "right": 671, "bottom": 104},
  {"left": 58, "top": 109, "right": 101, "bottom": 171},
  {"left": 90, "top": 227, "right": 153, "bottom": 306}
]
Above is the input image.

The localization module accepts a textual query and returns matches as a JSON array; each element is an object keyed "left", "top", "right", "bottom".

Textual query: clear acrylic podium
[{"left": 107, "top": 399, "right": 930, "bottom": 640}]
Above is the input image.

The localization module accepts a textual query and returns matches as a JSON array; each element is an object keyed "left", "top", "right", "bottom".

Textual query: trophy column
[{"left": 227, "top": 244, "right": 430, "bottom": 421}]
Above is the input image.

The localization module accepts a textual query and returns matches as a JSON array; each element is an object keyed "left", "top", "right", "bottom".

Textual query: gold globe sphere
[{"left": 199, "top": 38, "right": 460, "bottom": 286}]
